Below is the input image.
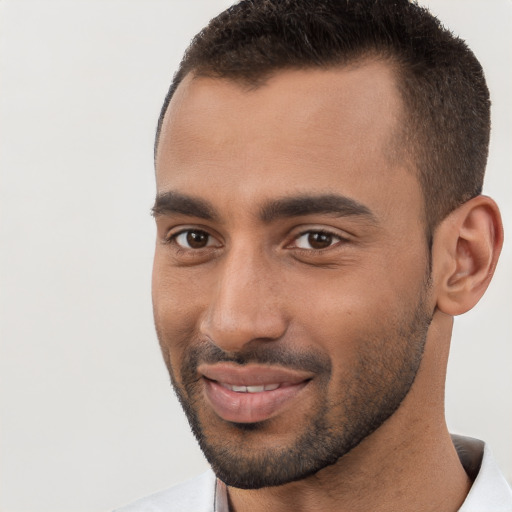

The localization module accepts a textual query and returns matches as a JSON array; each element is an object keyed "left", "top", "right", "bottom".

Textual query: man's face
[{"left": 152, "top": 62, "right": 434, "bottom": 489}]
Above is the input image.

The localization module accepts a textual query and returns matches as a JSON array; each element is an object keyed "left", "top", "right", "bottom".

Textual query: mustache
[{"left": 180, "top": 340, "right": 332, "bottom": 379}]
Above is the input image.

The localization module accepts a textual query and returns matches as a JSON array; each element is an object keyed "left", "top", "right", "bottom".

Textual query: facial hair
[{"left": 158, "top": 286, "right": 433, "bottom": 490}]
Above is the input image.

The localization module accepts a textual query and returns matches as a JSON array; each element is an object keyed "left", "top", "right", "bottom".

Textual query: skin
[{"left": 152, "top": 61, "right": 503, "bottom": 511}]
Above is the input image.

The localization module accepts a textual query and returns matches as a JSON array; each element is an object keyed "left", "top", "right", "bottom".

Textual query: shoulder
[{"left": 114, "top": 470, "right": 217, "bottom": 512}]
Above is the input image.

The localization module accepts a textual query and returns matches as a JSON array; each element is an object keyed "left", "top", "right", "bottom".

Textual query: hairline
[{"left": 155, "top": 51, "right": 400, "bottom": 157}]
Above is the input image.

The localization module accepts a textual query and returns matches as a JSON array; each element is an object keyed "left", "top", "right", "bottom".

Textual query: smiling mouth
[{"left": 198, "top": 363, "right": 312, "bottom": 423}]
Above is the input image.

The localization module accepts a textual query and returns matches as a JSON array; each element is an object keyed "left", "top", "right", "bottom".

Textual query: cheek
[
  {"left": 289, "top": 262, "right": 427, "bottom": 367},
  {"left": 152, "top": 257, "right": 207, "bottom": 371},
  {"left": 296, "top": 290, "right": 388, "bottom": 370},
  {"left": 152, "top": 252, "right": 209, "bottom": 323}
]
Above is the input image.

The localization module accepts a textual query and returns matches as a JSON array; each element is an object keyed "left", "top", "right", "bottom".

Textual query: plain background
[{"left": 0, "top": 1, "right": 510, "bottom": 510}]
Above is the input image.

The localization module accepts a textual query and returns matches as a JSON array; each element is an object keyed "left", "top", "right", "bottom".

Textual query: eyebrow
[
  {"left": 259, "top": 194, "right": 377, "bottom": 223},
  {"left": 152, "top": 191, "right": 216, "bottom": 220},
  {"left": 151, "top": 191, "right": 376, "bottom": 224}
]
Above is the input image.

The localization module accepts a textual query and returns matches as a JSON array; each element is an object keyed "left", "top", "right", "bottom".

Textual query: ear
[{"left": 432, "top": 195, "right": 503, "bottom": 316}]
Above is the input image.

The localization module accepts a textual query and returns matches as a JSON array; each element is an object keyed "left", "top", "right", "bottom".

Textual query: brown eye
[
  {"left": 174, "top": 230, "right": 214, "bottom": 249},
  {"left": 294, "top": 231, "right": 341, "bottom": 250},
  {"left": 307, "top": 232, "right": 333, "bottom": 249}
]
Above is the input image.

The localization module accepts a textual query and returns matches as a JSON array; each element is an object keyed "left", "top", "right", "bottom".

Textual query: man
[{"left": 117, "top": 0, "right": 511, "bottom": 510}]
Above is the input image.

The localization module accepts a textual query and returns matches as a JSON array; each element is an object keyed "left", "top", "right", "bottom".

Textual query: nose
[{"left": 199, "top": 245, "right": 288, "bottom": 353}]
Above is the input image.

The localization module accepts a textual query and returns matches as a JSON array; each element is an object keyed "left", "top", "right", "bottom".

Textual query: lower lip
[{"left": 203, "top": 379, "right": 309, "bottom": 424}]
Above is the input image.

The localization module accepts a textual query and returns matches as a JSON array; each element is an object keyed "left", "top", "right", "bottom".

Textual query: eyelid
[
  {"left": 160, "top": 224, "right": 350, "bottom": 252},
  {"left": 163, "top": 226, "right": 222, "bottom": 249},
  {"left": 286, "top": 227, "right": 349, "bottom": 251}
]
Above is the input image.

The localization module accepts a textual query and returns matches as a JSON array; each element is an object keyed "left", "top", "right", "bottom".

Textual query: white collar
[{"left": 456, "top": 436, "right": 512, "bottom": 511}]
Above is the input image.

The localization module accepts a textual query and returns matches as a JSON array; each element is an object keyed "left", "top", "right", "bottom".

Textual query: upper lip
[{"left": 198, "top": 362, "right": 313, "bottom": 387}]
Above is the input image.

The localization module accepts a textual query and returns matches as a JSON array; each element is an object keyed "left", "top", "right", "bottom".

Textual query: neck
[{"left": 227, "top": 312, "right": 471, "bottom": 512}]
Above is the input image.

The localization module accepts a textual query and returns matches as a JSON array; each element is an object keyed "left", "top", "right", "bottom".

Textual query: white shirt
[{"left": 115, "top": 437, "right": 512, "bottom": 512}]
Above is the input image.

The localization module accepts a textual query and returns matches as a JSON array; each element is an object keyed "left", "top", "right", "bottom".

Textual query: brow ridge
[
  {"left": 152, "top": 191, "right": 216, "bottom": 220},
  {"left": 152, "top": 191, "right": 376, "bottom": 224},
  {"left": 259, "top": 194, "right": 376, "bottom": 223}
]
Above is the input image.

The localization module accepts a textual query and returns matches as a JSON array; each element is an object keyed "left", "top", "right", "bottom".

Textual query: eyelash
[
  {"left": 290, "top": 229, "right": 345, "bottom": 251},
  {"left": 164, "top": 228, "right": 346, "bottom": 252},
  {"left": 164, "top": 229, "right": 219, "bottom": 249}
]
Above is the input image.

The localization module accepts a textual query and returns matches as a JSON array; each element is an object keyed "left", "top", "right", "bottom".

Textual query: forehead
[
  {"left": 158, "top": 61, "right": 402, "bottom": 159},
  {"left": 155, "top": 62, "right": 421, "bottom": 222}
]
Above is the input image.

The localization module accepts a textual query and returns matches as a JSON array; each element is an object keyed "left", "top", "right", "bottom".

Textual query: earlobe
[{"left": 433, "top": 195, "right": 503, "bottom": 316}]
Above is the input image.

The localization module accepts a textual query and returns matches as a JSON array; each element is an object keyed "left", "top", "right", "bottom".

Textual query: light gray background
[{"left": 0, "top": 1, "right": 510, "bottom": 511}]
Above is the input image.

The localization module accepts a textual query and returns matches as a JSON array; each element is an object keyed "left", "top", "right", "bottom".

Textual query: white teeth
[
  {"left": 222, "top": 383, "right": 280, "bottom": 393},
  {"left": 246, "top": 385, "right": 265, "bottom": 393}
]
